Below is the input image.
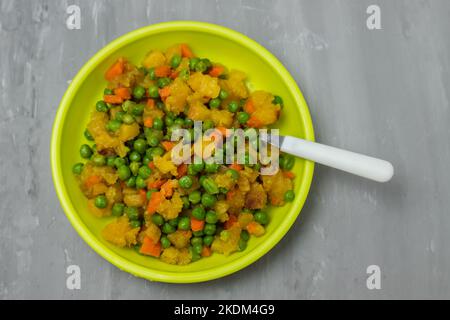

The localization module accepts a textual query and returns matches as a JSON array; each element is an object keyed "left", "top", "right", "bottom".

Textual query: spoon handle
[{"left": 280, "top": 137, "right": 394, "bottom": 182}]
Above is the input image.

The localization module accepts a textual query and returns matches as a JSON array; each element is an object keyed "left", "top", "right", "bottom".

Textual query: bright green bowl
[{"left": 51, "top": 21, "right": 315, "bottom": 283}]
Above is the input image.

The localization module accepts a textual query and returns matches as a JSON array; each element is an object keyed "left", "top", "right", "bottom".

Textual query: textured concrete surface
[{"left": 1, "top": 0, "right": 450, "bottom": 299}]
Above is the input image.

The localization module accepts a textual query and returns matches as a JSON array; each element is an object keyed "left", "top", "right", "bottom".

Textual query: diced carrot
[
  {"left": 244, "top": 100, "right": 255, "bottom": 114},
  {"left": 139, "top": 237, "right": 162, "bottom": 257},
  {"left": 146, "top": 191, "right": 164, "bottom": 214},
  {"left": 270, "top": 196, "right": 281, "bottom": 206},
  {"left": 158, "top": 86, "right": 171, "bottom": 100},
  {"left": 180, "top": 44, "right": 194, "bottom": 58},
  {"left": 144, "top": 117, "right": 153, "bottom": 128},
  {"left": 229, "top": 163, "right": 243, "bottom": 171},
  {"left": 148, "top": 162, "right": 156, "bottom": 169},
  {"left": 114, "top": 87, "right": 131, "bottom": 100},
  {"left": 139, "top": 189, "right": 147, "bottom": 203},
  {"left": 154, "top": 65, "right": 171, "bottom": 77},
  {"left": 147, "top": 179, "right": 166, "bottom": 189},
  {"left": 191, "top": 218, "right": 205, "bottom": 232},
  {"left": 103, "top": 95, "right": 123, "bottom": 104},
  {"left": 209, "top": 66, "right": 224, "bottom": 77},
  {"left": 283, "top": 171, "right": 295, "bottom": 179},
  {"left": 224, "top": 214, "right": 238, "bottom": 229},
  {"left": 246, "top": 221, "right": 264, "bottom": 236},
  {"left": 161, "top": 140, "right": 175, "bottom": 151},
  {"left": 177, "top": 163, "right": 188, "bottom": 178},
  {"left": 146, "top": 98, "right": 155, "bottom": 109},
  {"left": 226, "top": 190, "right": 235, "bottom": 201},
  {"left": 201, "top": 246, "right": 212, "bottom": 257},
  {"left": 105, "top": 58, "right": 125, "bottom": 81},
  {"left": 216, "top": 126, "right": 228, "bottom": 136},
  {"left": 170, "top": 70, "right": 179, "bottom": 79},
  {"left": 84, "top": 175, "right": 102, "bottom": 188},
  {"left": 160, "top": 180, "right": 175, "bottom": 198},
  {"left": 247, "top": 115, "right": 263, "bottom": 128}
]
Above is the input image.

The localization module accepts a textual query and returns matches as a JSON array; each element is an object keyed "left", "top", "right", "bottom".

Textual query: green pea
[
  {"left": 122, "top": 114, "right": 135, "bottom": 124},
  {"left": 193, "top": 230, "right": 204, "bottom": 237},
  {"left": 188, "top": 190, "right": 201, "bottom": 204},
  {"left": 106, "top": 119, "right": 121, "bottom": 132},
  {"left": 151, "top": 213, "right": 164, "bottom": 226},
  {"left": 84, "top": 129, "right": 94, "bottom": 141},
  {"left": 138, "top": 165, "right": 152, "bottom": 179},
  {"left": 191, "top": 237, "right": 203, "bottom": 246},
  {"left": 169, "top": 217, "right": 179, "bottom": 227},
  {"left": 192, "top": 206, "right": 205, "bottom": 220},
  {"left": 205, "top": 210, "right": 218, "bottom": 224},
  {"left": 125, "top": 207, "right": 139, "bottom": 220},
  {"left": 132, "top": 86, "right": 146, "bottom": 100},
  {"left": 105, "top": 156, "right": 115, "bottom": 167},
  {"left": 148, "top": 85, "right": 159, "bottom": 98},
  {"left": 238, "top": 238, "right": 247, "bottom": 251},
  {"left": 199, "top": 175, "right": 207, "bottom": 186},
  {"left": 204, "top": 223, "right": 216, "bottom": 236},
  {"left": 114, "top": 111, "right": 125, "bottom": 122},
  {"left": 219, "top": 187, "right": 228, "bottom": 194},
  {"left": 131, "top": 104, "right": 145, "bottom": 116},
  {"left": 204, "top": 163, "right": 219, "bottom": 173},
  {"left": 80, "top": 144, "right": 93, "bottom": 159},
  {"left": 96, "top": 100, "right": 108, "bottom": 112},
  {"left": 147, "top": 134, "right": 160, "bottom": 147},
  {"left": 272, "top": 95, "right": 283, "bottom": 105},
  {"left": 178, "top": 216, "right": 191, "bottom": 231},
  {"left": 193, "top": 243, "right": 203, "bottom": 255},
  {"left": 203, "top": 235, "right": 214, "bottom": 246},
  {"left": 109, "top": 203, "right": 124, "bottom": 217},
  {"left": 72, "top": 163, "right": 84, "bottom": 174},
  {"left": 240, "top": 230, "right": 250, "bottom": 242},
  {"left": 284, "top": 190, "right": 295, "bottom": 202},
  {"left": 179, "top": 68, "right": 190, "bottom": 81},
  {"left": 125, "top": 176, "right": 136, "bottom": 187},
  {"left": 157, "top": 77, "right": 171, "bottom": 88},
  {"left": 135, "top": 176, "right": 146, "bottom": 189},
  {"left": 190, "top": 161, "right": 204, "bottom": 173},
  {"left": 142, "top": 155, "right": 151, "bottom": 165},
  {"left": 181, "top": 196, "right": 190, "bottom": 209},
  {"left": 114, "top": 157, "right": 126, "bottom": 168},
  {"left": 184, "top": 118, "right": 194, "bottom": 128},
  {"left": 147, "top": 188, "right": 157, "bottom": 200},
  {"left": 94, "top": 195, "right": 107, "bottom": 209},
  {"left": 104, "top": 88, "right": 113, "bottom": 95},
  {"left": 164, "top": 116, "right": 174, "bottom": 127},
  {"left": 128, "top": 162, "right": 140, "bottom": 176},
  {"left": 189, "top": 57, "right": 200, "bottom": 70},
  {"left": 209, "top": 98, "right": 221, "bottom": 109},
  {"left": 237, "top": 112, "right": 250, "bottom": 124},
  {"left": 191, "top": 250, "right": 201, "bottom": 262},
  {"left": 228, "top": 101, "right": 239, "bottom": 112},
  {"left": 162, "top": 222, "right": 175, "bottom": 234},
  {"left": 254, "top": 210, "right": 269, "bottom": 225},
  {"left": 133, "top": 139, "right": 147, "bottom": 154},
  {"left": 170, "top": 54, "right": 182, "bottom": 68},
  {"left": 148, "top": 67, "right": 156, "bottom": 80},
  {"left": 174, "top": 118, "right": 185, "bottom": 127},
  {"left": 161, "top": 236, "right": 171, "bottom": 248},
  {"left": 201, "top": 193, "right": 216, "bottom": 208},
  {"left": 179, "top": 175, "right": 193, "bottom": 189},
  {"left": 149, "top": 147, "right": 164, "bottom": 159},
  {"left": 226, "top": 169, "right": 239, "bottom": 180},
  {"left": 194, "top": 60, "right": 207, "bottom": 73},
  {"left": 219, "top": 89, "right": 229, "bottom": 100},
  {"left": 203, "top": 119, "right": 214, "bottom": 131},
  {"left": 128, "top": 151, "right": 141, "bottom": 163},
  {"left": 152, "top": 118, "right": 164, "bottom": 130},
  {"left": 138, "top": 66, "right": 148, "bottom": 75},
  {"left": 130, "top": 220, "right": 141, "bottom": 228},
  {"left": 280, "top": 154, "right": 295, "bottom": 170},
  {"left": 117, "top": 165, "right": 131, "bottom": 181},
  {"left": 92, "top": 154, "right": 106, "bottom": 166}
]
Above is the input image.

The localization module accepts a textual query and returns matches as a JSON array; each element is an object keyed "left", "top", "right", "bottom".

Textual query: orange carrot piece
[
  {"left": 161, "top": 140, "right": 175, "bottom": 151},
  {"left": 229, "top": 163, "right": 243, "bottom": 171},
  {"left": 201, "top": 246, "right": 212, "bottom": 257},
  {"left": 146, "top": 191, "right": 164, "bottom": 214},
  {"left": 139, "top": 237, "right": 162, "bottom": 257},
  {"left": 224, "top": 214, "right": 238, "bottom": 230},
  {"left": 246, "top": 221, "right": 261, "bottom": 235},
  {"left": 180, "top": 44, "right": 194, "bottom": 58},
  {"left": 283, "top": 171, "right": 295, "bottom": 179},
  {"left": 148, "top": 161, "right": 156, "bottom": 169},
  {"left": 84, "top": 175, "right": 102, "bottom": 188},
  {"left": 177, "top": 163, "right": 188, "bottom": 178},
  {"left": 216, "top": 126, "right": 228, "bottom": 136},
  {"left": 160, "top": 180, "right": 175, "bottom": 198},
  {"left": 105, "top": 58, "right": 125, "bottom": 81},
  {"left": 139, "top": 189, "right": 147, "bottom": 203},
  {"left": 146, "top": 98, "right": 155, "bottom": 109},
  {"left": 103, "top": 95, "right": 123, "bottom": 104},
  {"left": 154, "top": 65, "right": 171, "bottom": 77},
  {"left": 158, "top": 86, "right": 171, "bottom": 99},
  {"left": 247, "top": 115, "right": 263, "bottom": 128},
  {"left": 209, "top": 66, "right": 224, "bottom": 77},
  {"left": 114, "top": 87, "right": 131, "bottom": 100},
  {"left": 191, "top": 218, "right": 205, "bottom": 232},
  {"left": 226, "top": 190, "right": 235, "bottom": 201},
  {"left": 244, "top": 100, "right": 255, "bottom": 114},
  {"left": 170, "top": 70, "right": 179, "bottom": 79},
  {"left": 147, "top": 179, "right": 166, "bottom": 189},
  {"left": 144, "top": 117, "right": 153, "bottom": 128}
]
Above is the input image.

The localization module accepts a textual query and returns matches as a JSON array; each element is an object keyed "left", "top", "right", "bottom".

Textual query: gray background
[{"left": 1, "top": 0, "right": 449, "bottom": 299}]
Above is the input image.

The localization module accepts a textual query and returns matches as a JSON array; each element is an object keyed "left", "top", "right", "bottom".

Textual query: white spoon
[{"left": 261, "top": 135, "right": 394, "bottom": 183}]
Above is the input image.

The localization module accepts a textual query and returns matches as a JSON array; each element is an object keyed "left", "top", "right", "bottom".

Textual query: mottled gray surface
[{"left": 1, "top": 0, "right": 449, "bottom": 300}]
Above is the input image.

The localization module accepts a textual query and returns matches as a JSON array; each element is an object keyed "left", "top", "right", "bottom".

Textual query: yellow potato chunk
[
  {"left": 168, "top": 230, "right": 192, "bottom": 249},
  {"left": 153, "top": 154, "right": 178, "bottom": 176},
  {"left": 219, "top": 70, "right": 249, "bottom": 99},
  {"left": 248, "top": 90, "right": 281, "bottom": 127},
  {"left": 165, "top": 78, "right": 192, "bottom": 115},
  {"left": 142, "top": 50, "right": 166, "bottom": 68},
  {"left": 245, "top": 182, "right": 267, "bottom": 210},
  {"left": 102, "top": 216, "right": 139, "bottom": 247},
  {"left": 261, "top": 170, "right": 293, "bottom": 206},
  {"left": 157, "top": 191, "right": 183, "bottom": 220},
  {"left": 211, "top": 225, "right": 241, "bottom": 256},
  {"left": 160, "top": 247, "right": 192, "bottom": 265},
  {"left": 210, "top": 109, "right": 234, "bottom": 127},
  {"left": 188, "top": 72, "right": 220, "bottom": 99}
]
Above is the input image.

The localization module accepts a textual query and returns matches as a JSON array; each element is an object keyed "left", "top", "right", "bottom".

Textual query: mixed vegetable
[{"left": 73, "top": 44, "right": 297, "bottom": 264}]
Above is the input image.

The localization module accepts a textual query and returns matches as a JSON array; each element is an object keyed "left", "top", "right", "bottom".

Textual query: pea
[
  {"left": 131, "top": 104, "right": 145, "bottom": 117},
  {"left": 219, "top": 89, "right": 229, "bottom": 100},
  {"left": 191, "top": 250, "right": 201, "bottom": 262},
  {"left": 128, "top": 162, "right": 140, "bottom": 176},
  {"left": 178, "top": 216, "right": 191, "bottom": 231},
  {"left": 209, "top": 98, "right": 221, "bottom": 109},
  {"left": 193, "top": 243, "right": 203, "bottom": 255},
  {"left": 138, "top": 165, "right": 152, "bottom": 179},
  {"left": 135, "top": 176, "right": 146, "bottom": 189},
  {"left": 205, "top": 210, "right": 218, "bottom": 224},
  {"left": 80, "top": 144, "right": 93, "bottom": 159},
  {"left": 174, "top": 118, "right": 184, "bottom": 127},
  {"left": 125, "top": 207, "right": 139, "bottom": 220},
  {"left": 170, "top": 54, "right": 182, "bottom": 68},
  {"left": 153, "top": 118, "right": 164, "bottom": 130},
  {"left": 179, "top": 175, "right": 193, "bottom": 189},
  {"left": 148, "top": 85, "right": 159, "bottom": 98},
  {"left": 148, "top": 67, "right": 156, "bottom": 80},
  {"left": 96, "top": 100, "right": 108, "bottom": 112},
  {"left": 219, "top": 187, "right": 228, "bottom": 194},
  {"left": 237, "top": 112, "right": 250, "bottom": 124},
  {"left": 132, "top": 139, "right": 146, "bottom": 154},
  {"left": 149, "top": 147, "right": 164, "bottom": 159},
  {"left": 130, "top": 220, "right": 141, "bottom": 228},
  {"left": 238, "top": 238, "right": 247, "bottom": 251},
  {"left": 201, "top": 194, "right": 216, "bottom": 208},
  {"left": 106, "top": 119, "right": 121, "bottom": 132},
  {"left": 72, "top": 163, "right": 84, "bottom": 174},
  {"left": 132, "top": 86, "right": 146, "bottom": 100},
  {"left": 179, "top": 68, "right": 190, "bottom": 81},
  {"left": 199, "top": 175, "right": 207, "bottom": 185},
  {"left": 188, "top": 190, "right": 201, "bottom": 204},
  {"left": 193, "top": 230, "right": 204, "bottom": 237},
  {"left": 113, "top": 111, "right": 124, "bottom": 122},
  {"left": 191, "top": 237, "right": 203, "bottom": 246},
  {"left": 192, "top": 206, "right": 205, "bottom": 220},
  {"left": 147, "top": 134, "right": 160, "bottom": 147},
  {"left": 104, "top": 88, "right": 113, "bottom": 95},
  {"left": 189, "top": 57, "right": 200, "bottom": 70},
  {"left": 194, "top": 60, "right": 207, "bottom": 73},
  {"left": 92, "top": 154, "right": 106, "bottom": 166},
  {"left": 204, "top": 223, "right": 216, "bottom": 236},
  {"left": 203, "top": 235, "right": 214, "bottom": 246},
  {"left": 84, "top": 129, "right": 94, "bottom": 141},
  {"left": 162, "top": 222, "right": 175, "bottom": 234},
  {"left": 114, "top": 157, "right": 126, "bottom": 168},
  {"left": 190, "top": 161, "right": 204, "bottom": 173},
  {"left": 181, "top": 196, "right": 190, "bottom": 209},
  {"left": 157, "top": 77, "right": 171, "bottom": 88},
  {"left": 117, "top": 165, "right": 131, "bottom": 181},
  {"left": 122, "top": 114, "right": 135, "bottom": 124},
  {"left": 128, "top": 151, "right": 141, "bottom": 163},
  {"left": 272, "top": 95, "right": 283, "bottom": 105},
  {"left": 284, "top": 190, "right": 295, "bottom": 202},
  {"left": 280, "top": 154, "right": 295, "bottom": 170},
  {"left": 161, "top": 236, "right": 171, "bottom": 248},
  {"left": 151, "top": 213, "right": 164, "bottom": 226},
  {"left": 109, "top": 203, "right": 124, "bottom": 217},
  {"left": 254, "top": 210, "right": 269, "bottom": 225},
  {"left": 94, "top": 195, "right": 107, "bottom": 209},
  {"left": 240, "top": 230, "right": 250, "bottom": 242},
  {"left": 125, "top": 176, "right": 136, "bottom": 187},
  {"left": 204, "top": 163, "right": 219, "bottom": 173},
  {"left": 226, "top": 169, "right": 239, "bottom": 180},
  {"left": 228, "top": 101, "right": 239, "bottom": 112},
  {"left": 146, "top": 188, "right": 157, "bottom": 200},
  {"left": 184, "top": 118, "right": 194, "bottom": 128},
  {"left": 203, "top": 119, "right": 214, "bottom": 131}
]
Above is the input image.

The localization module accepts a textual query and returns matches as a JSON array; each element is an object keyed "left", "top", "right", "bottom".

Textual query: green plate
[{"left": 51, "top": 21, "right": 315, "bottom": 283}]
